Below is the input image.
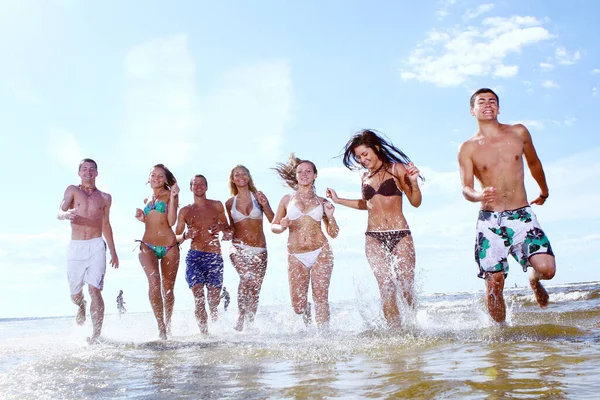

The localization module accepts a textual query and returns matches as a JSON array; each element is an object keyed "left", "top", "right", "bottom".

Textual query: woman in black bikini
[{"left": 327, "top": 130, "right": 423, "bottom": 328}]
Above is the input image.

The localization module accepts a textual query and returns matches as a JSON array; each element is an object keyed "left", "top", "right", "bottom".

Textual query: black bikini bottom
[{"left": 365, "top": 230, "right": 411, "bottom": 253}]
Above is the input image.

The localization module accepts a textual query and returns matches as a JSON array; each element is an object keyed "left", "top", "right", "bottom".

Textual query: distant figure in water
[
  {"left": 272, "top": 154, "right": 339, "bottom": 329},
  {"left": 57, "top": 158, "right": 119, "bottom": 344},
  {"left": 458, "top": 88, "right": 555, "bottom": 323},
  {"left": 327, "top": 130, "right": 423, "bottom": 329},
  {"left": 117, "top": 290, "right": 127, "bottom": 315},
  {"left": 225, "top": 165, "right": 275, "bottom": 331},
  {"left": 175, "top": 174, "right": 232, "bottom": 335},
  {"left": 220, "top": 287, "right": 231, "bottom": 311},
  {"left": 135, "top": 164, "right": 180, "bottom": 340}
]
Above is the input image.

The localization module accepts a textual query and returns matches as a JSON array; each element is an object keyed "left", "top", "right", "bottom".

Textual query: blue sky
[{"left": 1, "top": 0, "right": 599, "bottom": 318}]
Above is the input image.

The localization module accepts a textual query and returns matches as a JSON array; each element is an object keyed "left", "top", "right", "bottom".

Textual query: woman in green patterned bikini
[
  {"left": 327, "top": 130, "right": 423, "bottom": 329},
  {"left": 135, "top": 163, "right": 180, "bottom": 340}
]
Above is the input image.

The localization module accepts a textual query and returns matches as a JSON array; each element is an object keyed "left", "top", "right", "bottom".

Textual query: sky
[{"left": 1, "top": 0, "right": 599, "bottom": 318}]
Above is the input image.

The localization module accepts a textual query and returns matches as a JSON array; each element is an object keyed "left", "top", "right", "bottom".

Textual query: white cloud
[
  {"left": 464, "top": 4, "right": 495, "bottom": 20},
  {"left": 564, "top": 117, "right": 577, "bottom": 126},
  {"left": 2, "top": 80, "right": 41, "bottom": 104},
  {"left": 593, "top": 87, "right": 598, "bottom": 97},
  {"left": 542, "top": 79, "right": 560, "bottom": 89},
  {"left": 493, "top": 64, "right": 518, "bottom": 78},
  {"left": 436, "top": 0, "right": 456, "bottom": 20},
  {"left": 122, "top": 35, "right": 198, "bottom": 168},
  {"left": 593, "top": 68, "right": 600, "bottom": 74},
  {"left": 540, "top": 62, "right": 554, "bottom": 71},
  {"left": 400, "top": 16, "right": 553, "bottom": 87},
  {"left": 508, "top": 119, "right": 545, "bottom": 130},
  {"left": 48, "top": 127, "right": 85, "bottom": 170},
  {"left": 555, "top": 46, "right": 581, "bottom": 65}
]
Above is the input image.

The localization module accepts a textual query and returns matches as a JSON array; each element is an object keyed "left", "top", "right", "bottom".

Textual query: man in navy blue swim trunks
[
  {"left": 458, "top": 88, "right": 556, "bottom": 323},
  {"left": 176, "top": 174, "right": 232, "bottom": 334}
]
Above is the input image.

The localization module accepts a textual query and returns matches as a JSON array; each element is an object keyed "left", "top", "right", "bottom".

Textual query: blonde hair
[
  {"left": 229, "top": 165, "right": 257, "bottom": 195},
  {"left": 273, "top": 153, "right": 318, "bottom": 190}
]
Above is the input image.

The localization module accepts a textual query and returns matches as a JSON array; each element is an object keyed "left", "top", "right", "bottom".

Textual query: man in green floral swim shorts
[{"left": 458, "top": 88, "right": 556, "bottom": 323}]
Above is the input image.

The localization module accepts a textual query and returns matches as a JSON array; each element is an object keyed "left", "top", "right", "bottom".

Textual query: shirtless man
[
  {"left": 175, "top": 175, "right": 232, "bottom": 334},
  {"left": 57, "top": 158, "right": 119, "bottom": 342},
  {"left": 458, "top": 88, "right": 555, "bottom": 323}
]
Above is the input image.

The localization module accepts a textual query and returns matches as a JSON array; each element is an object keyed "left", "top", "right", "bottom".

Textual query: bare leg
[
  {"left": 485, "top": 272, "right": 506, "bottom": 323},
  {"left": 231, "top": 250, "right": 268, "bottom": 331},
  {"left": 365, "top": 236, "right": 400, "bottom": 328},
  {"left": 71, "top": 291, "right": 86, "bottom": 325},
  {"left": 310, "top": 245, "right": 334, "bottom": 329},
  {"left": 161, "top": 246, "right": 180, "bottom": 334},
  {"left": 207, "top": 286, "right": 221, "bottom": 322},
  {"left": 288, "top": 254, "right": 311, "bottom": 325},
  {"left": 191, "top": 285, "right": 208, "bottom": 334},
  {"left": 139, "top": 246, "right": 167, "bottom": 340},
  {"left": 87, "top": 285, "right": 104, "bottom": 343},
  {"left": 390, "top": 235, "right": 416, "bottom": 307},
  {"left": 528, "top": 254, "right": 556, "bottom": 308}
]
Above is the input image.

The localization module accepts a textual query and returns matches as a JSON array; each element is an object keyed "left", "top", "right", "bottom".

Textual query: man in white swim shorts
[{"left": 58, "top": 158, "right": 119, "bottom": 343}]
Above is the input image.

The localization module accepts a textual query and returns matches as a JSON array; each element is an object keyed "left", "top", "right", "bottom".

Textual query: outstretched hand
[
  {"left": 255, "top": 191, "right": 269, "bottom": 207},
  {"left": 135, "top": 208, "right": 145, "bottom": 222},
  {"left": 480, "top": 187, "right": 497, "bottom": 203},
  {"left": 326, "top": 188, "right": 339, "bottom": 204}
]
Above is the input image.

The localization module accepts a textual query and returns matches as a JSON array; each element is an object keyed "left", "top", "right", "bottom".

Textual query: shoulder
[
  {"left": 458, "top": 136, "right": 478, "bottom": 156},
  {"left": 279, "top": 193, "right": 292, "bottom": 205},
  {"left": 225, "top": 197, "right": 234, "bottom": 208},
  {"left": 211, "top": 199, "right": 225, "bottom": 210},
  {"left": 503, "top": 123, "right": 530, "bottom": 139},
  {"left": 99, "top": 190, "right": 113, "bottom": 205},
  {"left": 64, "top": 185, "right": 79, "bottom": 195}
]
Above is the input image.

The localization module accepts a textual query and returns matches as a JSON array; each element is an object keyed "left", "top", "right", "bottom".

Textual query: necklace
[{"left": 79, "top": 184, "right": 97, "bottom": 196}]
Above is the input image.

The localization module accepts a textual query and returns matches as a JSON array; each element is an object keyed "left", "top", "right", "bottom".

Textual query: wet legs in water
[
  {"left": 231, "top": 251, "right": 267, "bottom": 331},
  {"left": 287, "top": 245, "right": 333, "bottom": 329},
  {"left": 139, "top": 244, "right": 180, "bottom": 340},
  {"left": 191, "top": 284, "right": 221, "bottom": 334},
  {"left": 365, "top": 235, "right": 415, "bottom": 329}
]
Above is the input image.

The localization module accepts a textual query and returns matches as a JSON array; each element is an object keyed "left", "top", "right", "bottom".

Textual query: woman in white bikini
[
  {"left": 225, "top": 165, "right": 275, "bottom": 331},
  {"left": 327, "top": 130, "right": 422, "bottom": 329},
  {"left": 271, "top": 154, "right": 339, "bottom": 328}
]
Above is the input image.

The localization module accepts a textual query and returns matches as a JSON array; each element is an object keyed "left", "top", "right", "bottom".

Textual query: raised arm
[
  {"left": 167, "top": 183, "right": 180, "bottom": 226},
  {"left": 326, "top": 188, "right": 367, "bottom": 210},
  {"left": 255, "top": 191, "right": 275, "bottom": 223},
  {"left": 322, "top": 199, "right": 339, "bottom": 238},
  {"left": 174, "top": 206, "right": 187, "bottom": 243},
  {"left": 396, "top": 163, "right": 422, "bottom": 208},
  {"left": 271, "top": 195, "right": 291, "bottom": 234},
  {"left": 519, "top": 124, "right": 549, "bottom": 205},
  {"left": 57, "top": 186, "right": 76, "bottom": 220},
  {"left": 102, "top": 193, "right": 119, "bottom": 268}
]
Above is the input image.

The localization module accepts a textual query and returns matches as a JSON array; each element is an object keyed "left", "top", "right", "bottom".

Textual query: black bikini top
[{"left": 362, "top": 164, "right": 403, "bottom": 201}]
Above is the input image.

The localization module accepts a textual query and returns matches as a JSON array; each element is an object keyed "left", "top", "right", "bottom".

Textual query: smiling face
[
  {"left": 78, "top": 161, "right": 98, "bottom": 185},
  {"left": 296, "top": 161, "right": 317, "bottom": 186},
  {"left": 232, "top": 167, "right": 249, "bottom": 188},
  {"left": 353, "top": 144, "right": 382, "bottom": 170},
  {"left": 190, "top": 176, "right": 208, "bottom": 197},
  {"left": 471, "top": 92, "right": 500, "bottom": 121},
  {"left": 149, "top": 167, "right": 167, "bottom": 189}
]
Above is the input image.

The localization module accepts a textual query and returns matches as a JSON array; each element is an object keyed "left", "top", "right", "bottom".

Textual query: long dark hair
[
  {"left": 151, "top": 163, "right": 177, "bottom": 190},
  {"left": 273, "top": 153, "right": 318, "bottom": 190},
  {"left": 342, "top": 129, "right": 424, "bottom": 181}
]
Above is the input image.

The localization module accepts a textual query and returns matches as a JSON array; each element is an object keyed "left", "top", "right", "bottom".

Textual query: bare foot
[
  {"left": 530, "top": 279, "right": 549, "bottom": 308},
  {"left": 76, "top": 300, "right": 87, "bottom": 325},
  {"left": 303, "top": 302, "right": 312, "bottom": 326},
  {"left": 234, "top": 315, "right": 244, "bottom": 332},
  {"left": 159, "top": 329, "right": 167, "bottom": 341},
  {"left": 86, "top": 335, "right": 101, "bottom": 345}
]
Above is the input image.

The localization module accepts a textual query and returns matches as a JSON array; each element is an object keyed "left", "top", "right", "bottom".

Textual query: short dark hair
[
  {"left": 470, "top": 88, "right": 499, "bottom": 108},
  {"left": 190, "top": 174, "right": 207, "bottom": 188},
  {"left": 79, "top": 158, "right": 98, "bottom": 171}
]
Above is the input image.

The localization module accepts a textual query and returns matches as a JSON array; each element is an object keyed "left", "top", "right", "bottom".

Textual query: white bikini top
[
  {"left": 286, "top": 194, "right": 324, "bottom": 221},
  {"left": 231, "top": 193, "right": 263, "bottom": 223}
]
